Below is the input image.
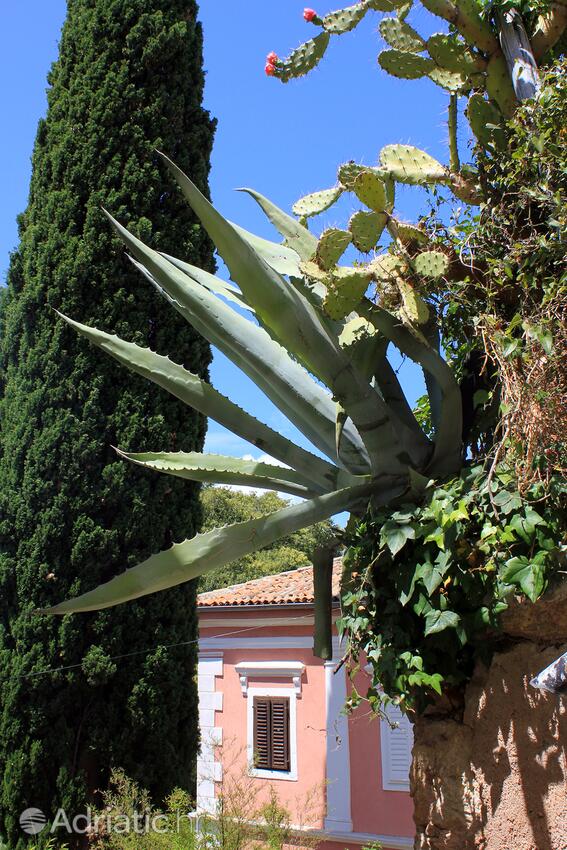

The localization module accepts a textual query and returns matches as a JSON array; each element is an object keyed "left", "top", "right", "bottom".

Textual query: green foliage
[
  {"left": 340, "top": 464, "right": 566, "bottom": 712},
  {"left": 0, "top": 0, "right": 215, "bottom": 844},
  {"left": 198, "top": 487, "right": 339, "bottom": 593},
  {"left": 86, "top": 769, "right": 194, "bottom": 850},
  {"left": 442, "top": 61, "right": 567, "bottom": 479}
]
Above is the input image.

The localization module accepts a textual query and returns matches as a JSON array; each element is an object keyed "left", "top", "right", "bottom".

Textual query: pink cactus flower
[
  {"left": 266, "top": 51, "right": 278, "bottom": 64},
  {"left": 303, "top": 8, "right": 317, "bottom": 22}
]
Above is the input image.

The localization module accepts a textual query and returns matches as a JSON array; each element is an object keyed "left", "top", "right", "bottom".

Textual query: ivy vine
[{"left": 339, "top": 464, "right": 565, "bottom": 714}]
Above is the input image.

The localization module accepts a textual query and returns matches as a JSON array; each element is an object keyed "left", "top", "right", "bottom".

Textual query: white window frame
[{"left": 247, "top": 686, "right": 298, "bottom": 782}]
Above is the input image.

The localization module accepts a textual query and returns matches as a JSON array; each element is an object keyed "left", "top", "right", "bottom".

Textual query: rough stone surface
[
  {"left": 412, "top": 588, "right": 567, "bottom": 850},
  {"left": 502, "top": 581, "right": 567, "bottom": 643}
]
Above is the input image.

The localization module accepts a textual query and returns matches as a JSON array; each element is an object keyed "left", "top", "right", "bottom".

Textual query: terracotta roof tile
[{"left": 197, "top": 558, "right": 342, "bottom": 607}]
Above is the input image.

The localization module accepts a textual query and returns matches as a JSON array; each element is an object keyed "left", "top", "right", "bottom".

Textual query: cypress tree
[{"left": 0, "top": 1, "right": 215, "bottom": 845}]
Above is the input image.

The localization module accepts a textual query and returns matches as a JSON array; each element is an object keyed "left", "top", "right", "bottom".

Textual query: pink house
[{"left": 196, "top": 559, "right": 415, "bottom": 850}]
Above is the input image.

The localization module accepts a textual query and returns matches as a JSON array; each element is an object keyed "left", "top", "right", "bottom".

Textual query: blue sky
[{"left": 0, "top": 1, "right": 465, "bottom": 497}]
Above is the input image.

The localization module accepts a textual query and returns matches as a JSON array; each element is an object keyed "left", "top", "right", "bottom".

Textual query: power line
[{"left": 16, "top": 615, "right": 316, "bottom": 681}]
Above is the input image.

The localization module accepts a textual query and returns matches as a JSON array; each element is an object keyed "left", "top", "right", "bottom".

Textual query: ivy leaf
[
  {"left": 509, "top": 508, "right": 544, "bottom": 544},
  {"left": 492, "top": 490, "right": 522, "bottom": 515},
  {"left": 380, "top": 520, "right": 415, "bottom": 556},
  {"left": 424, "top": 609, "right": 461, "bottom": 636},
  {"left": 448, "top": 499, "right": 469, "bottom": 523},
  {"left": 500, "top": 556, "right": 545, "bottom": 602},
  {"left": 423, "top": 524, "right": 445, "bottom": 549}
]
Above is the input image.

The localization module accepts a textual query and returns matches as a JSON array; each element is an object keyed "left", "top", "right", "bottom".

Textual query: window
[{"left": 253, "top": 696, "right": 290, "bottom": 772}]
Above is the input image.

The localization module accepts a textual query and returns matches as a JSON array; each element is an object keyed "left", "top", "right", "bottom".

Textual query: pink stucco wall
[{"left": 198, "top": 608, "right": 414, "bottom": 848}]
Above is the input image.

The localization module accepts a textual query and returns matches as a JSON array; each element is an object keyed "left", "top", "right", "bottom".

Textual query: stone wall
[{"left": 411, "top": 583, "right": 567, "bottom": 850}]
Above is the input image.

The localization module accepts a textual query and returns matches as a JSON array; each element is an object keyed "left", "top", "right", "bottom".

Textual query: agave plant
[{"left": 48, "top": 149, "right": 466, "bottom": 651}]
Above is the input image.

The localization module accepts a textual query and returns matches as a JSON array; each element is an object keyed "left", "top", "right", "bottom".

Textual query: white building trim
[
  {"left": 196, "top": 654, "right": 224, "bottom": 814},
  {"left": 324, "top": 654, "right": 353, "bottom": 833},
  {"left": 200, "top": 636, "right": 341, "bottom": 652},
  {"left": 247, "top": 686, "right": 298, "bottom": 782},
  {"left": 235, "top": 660, "right": 305, "bottom": 696},
  {"left": 312, "top": 829, "right": 413, "bottom": 849}
]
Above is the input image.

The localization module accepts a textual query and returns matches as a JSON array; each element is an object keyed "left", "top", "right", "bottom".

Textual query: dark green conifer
[{"left": 0, "top": 1, "right": 215, "bottom": 845}]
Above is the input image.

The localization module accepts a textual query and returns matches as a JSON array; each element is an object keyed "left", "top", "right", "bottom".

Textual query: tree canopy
[{"left": 0, "top": 0, "right": 215, "bottom": 844}]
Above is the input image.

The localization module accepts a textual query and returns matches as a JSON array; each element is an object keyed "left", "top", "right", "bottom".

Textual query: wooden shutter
[{"left": 253, "top": 697, "right": 290, "bottom": 772}]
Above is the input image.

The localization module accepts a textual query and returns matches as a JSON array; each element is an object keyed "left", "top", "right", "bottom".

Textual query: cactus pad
[
  {"left": 379, "top": 144, "right": 447, "bottom": 185},
  {"left": 322, "top": 3, "right": 368, "bottom": 34},
  {"left": 353, "top": 171, "right": 389, "bottom": 212},
  {"left": 365, "top": 0, "right": 398, "bottom": 10},
  {"left": 413, "top": 250, "right": 449, "bottom": 279},
  {"left": 396, "top": 1, "right": 413, "bottom": 18},
  {"left": 378, "top": 49, "right": 434, "bottom": 79},
  {"left": 348, "top": 210, "right": 387, "bottom": 252},
  {"left": 338, "top": 162, "right": 370, "bottom": 189},
  {"left": 380, "top": 17, "right": 425, "bottom": 53},
  {"left": 278, "top": 32, "right": 331, "bottom": 82},
  {"left": 299, "top": 259, "right": 329, "bottom": 282},
  {"left": 292, "top": 186, "right": 342, "bottom": 218},
  {"left": 467, "top": 94, "right": 504, "bottom": 149},
  {"left": 316, "top": 228, "right": 353, "bottom": 270},
  {"left": 427, "top": 33, "right": 476, "bottom": 74},
  {"left": 369, "top": 252, "right": 406, "bottom": 282},
  {"left": 394, "top": 221, "right": 428, "bottom": 247},
  {"left": 428, "top": 67, "right": 468, "bottom": 93},
  {"left": 397, "top": 279, "right": 430, "bottom": 325},
  {"left": 322, "top": 267, "right": 371, "bottom": 320}
]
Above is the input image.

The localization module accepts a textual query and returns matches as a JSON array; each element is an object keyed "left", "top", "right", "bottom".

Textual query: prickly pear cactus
[
  {"left": 322, "top": 2, "right": 369, "bottom": 33},
  {"left": 316, "top": 228, "right": 353, "bottom": 269},
  {"left": 427, "top": 33, "right": 477, "bottom": 74},
  {"left": 293, "top": 186, "right": 342, "bottom": 217},
  {"left": 394, "top": 221, "right": 428, "bottom": 247},
  {"left": 348, "top": 210, "right": 387, "bottom": 252},
  {"left": 322, "top": 266, "right": 371, "bottom": 320},
  {"left": 380, "top": 17, "right": 425, "bottom": 53},
  {"left": 467, "top": 93, "right": 504, "bottom": 149},
  {"left": 369, "top": 252, "right": 406, "bottom": 282},
  {"left": 428, "top": 66, "right": 469, "bottom": 92},
  {"left": 299, "top": 258, "right": 329, "bottom": 282},
  {"left": 397, "top": 278, "right": 430, "bottom": 325},
  {"left": 338, "top": 162, "right": 373, "bottom": 189},
  {"left": 379, "top": 144, "right": 447, "bottom": 185},
  {"left": 353, "top": 171, "right": 389, "bottom": 213},
  {"left": 413, "top": 250, "right": 449, "bottom": 278},
  {"left": 378, "top": 49, "right": 434, "bottom": 79},
  {"left": 278, "top": 32, "right": 331, "bottom": 81}
]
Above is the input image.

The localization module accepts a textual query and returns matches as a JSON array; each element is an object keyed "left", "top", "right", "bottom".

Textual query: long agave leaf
[
  {"left": 228, "top": 223, "right": 303, "bottom": 277},
  {"left": 45, "top": 482, "right": 378, "bottom": 614},
  {"left": 115, "top": 450, "right": 325, "bottom": 499},
  {"left": 56, "top": 313, "right": 340, "bottom": 492},
  {"left": 359, "top": 300, "right": 462, "bottom": 476},
  {"left": 158, "top": 156, "right": 409, "bottom": 476},
  {"left": 237, "top": 187, "right": 318, "bottom": 260},
  {"left": 374, "top": 345, "right": 432, "bottom": 449},
  {"left": 107, "top": 215, "right": 369, "bottom": 469},
  {"left": 160, "top": 253, "right": 251, "bottom": 312},
  {"left": 158, "top": 154, "right": 348, "bottom": 376}
]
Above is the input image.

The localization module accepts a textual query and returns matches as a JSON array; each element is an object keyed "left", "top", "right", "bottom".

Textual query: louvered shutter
[
  {"left": 380, "top": 704, "right": 413, "bottom": 791},
  {"left": 269, "top": 698, "right": 290, "bottom": 771},
  {"left": 253, "top": 697, "right": 290, "bottom": 772},
  {"left": 253, "top": 698, "right": 271, "bottom": 770}
]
